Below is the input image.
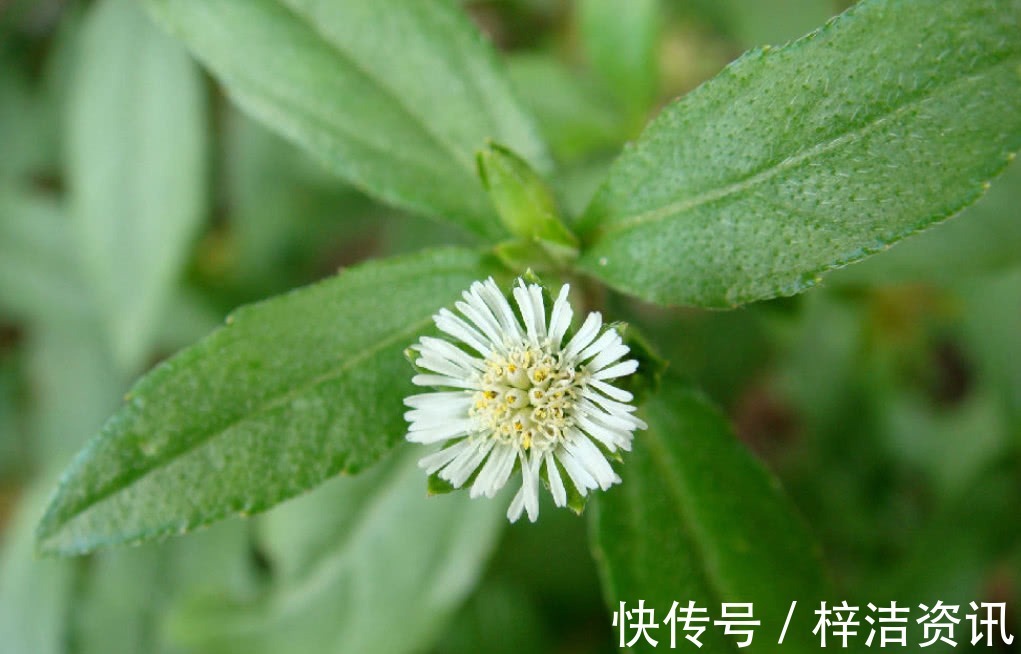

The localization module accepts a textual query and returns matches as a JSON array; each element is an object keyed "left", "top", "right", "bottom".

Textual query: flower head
[{"left": 404, "top": 277, "right": 646, "bottom": 522}]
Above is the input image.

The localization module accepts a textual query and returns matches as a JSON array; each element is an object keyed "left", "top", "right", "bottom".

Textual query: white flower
[{"left": 404, "top": 277, "right": 646, "bottom": 523}]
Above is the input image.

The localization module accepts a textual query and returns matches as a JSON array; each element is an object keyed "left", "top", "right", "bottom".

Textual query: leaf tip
[{"left": 32, "top": 512, "right": 78, "bottom": 558}]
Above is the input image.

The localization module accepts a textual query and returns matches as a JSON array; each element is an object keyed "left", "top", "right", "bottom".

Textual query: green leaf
[
  {"left": 577, "top": 0, "right": 661, "bottom": 122},
  {"left": 35, "top": 248, "right": 503, "bottom": 555},
  {"left": 590, "top": 378, "right": 826, "bottom": 652},
  {"left": 507, "top": 54, "right": 625, "bottom": 163},
  {"left": 26, "top": 324, "right": 127, "bottom": 467},
  {"left": 68, "top": 0, "right": 207, "bottom": 372},
  {"left": 0, "top": 481, "right": 79, "bottom": 654},
  {"left": 0, "top": 186, "right": 90, "bottom": 327},
  {"left": 578, "top": 0, "right": 1021, "bottom": 308},
  {"left": 71, "top": 522, "right": 257, "bottom": 654},
  {"left": 144, "top": 0, "right": 549, "bottom": 241},
  {"left": 434, "top": 581, "right": 548, "bottom": 654},
  {"left": 957, "top": 267, "right": 1021, "bottom": 425},
  {"left": 221, "top": 107, "right": 387, "bottom": 294},
  {"left": 829, "top": 157, "right": 1021, "bottom": 285},
  {"left": 0, "top": 57, "right": 54, "bottom": 180},
  {"left": 166, "top": 448, "right": 504, "bottom": 654}
]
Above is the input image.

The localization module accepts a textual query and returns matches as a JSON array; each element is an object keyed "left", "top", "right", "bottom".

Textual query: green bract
[{"left": 477, "top": 142, "right": 579, "bottom": 262}]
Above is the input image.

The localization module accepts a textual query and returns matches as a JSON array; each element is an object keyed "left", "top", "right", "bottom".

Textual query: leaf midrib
[
  {"left": 182, "top": 0, "right": 496, "bottom": 235},
  {"left": 277, "top": 0, "right": 477, "bottom": 174},
  {"left": 231, "top": 82, "right": 483, "bottom": 220},
  {"left": 45, "top": 311, "right": 435, "bottom": 535},
  {"left": 643, "top": 421, "right": 742, "bottom": 654},
  {"left": 591, "top": 52, "right": 1020, "bottom": 240}
]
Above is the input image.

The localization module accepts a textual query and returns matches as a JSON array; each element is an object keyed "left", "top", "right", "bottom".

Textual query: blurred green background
[{"left": 1, "top": 0, "right": 1019, "bottom": 652}]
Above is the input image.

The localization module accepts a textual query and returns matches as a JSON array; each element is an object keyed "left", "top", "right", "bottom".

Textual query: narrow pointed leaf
[
  {"left": 578, "top": 0, "right": 660, "bottom": 121},
  {"left": 69, "top": 0, "right": 207, "bottom": 371},
  {"left": 591, "top": 378, "right": 826, "bottom": 652},
  {"left": 0, "top": 187, "right": 90, "bottom": 327},
  {"left": 0, "top": 482, "right": 79, "bottom": 654},
  {"left": 144, "top": 0, "right": 549, "bottom": 240},
  {"left": 578, "top": 0, "right": 1021, "bottom": 307},
  {"left": 35, "top": 248, "right": 504, "bottom": 555}
]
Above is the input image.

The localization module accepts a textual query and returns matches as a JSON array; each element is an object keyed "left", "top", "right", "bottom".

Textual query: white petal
[
  {"left": 488, "top": 444, "right": 519, "bottom": 498},
  {"left": 419, "top": 336, "right": 485, "bottom": 371},
  {"left": 464, "top": 282, "right": 503, "bottom": 331},
  {"left": 574, "top": 412, "right": 629, "bottom": 451},
  {"left": 512, "top": 281, "right": 545, "bottom": 345},
  {"left": 456, "top": 298, "right": 504, "bottom": 349},
  {"left": 562, "top": 312, "right": 602, "bottom": 361},
  {"left": 507, "top": 485, "right": 526, "bottom": 522},
  {"left": 522, "top": 453, "right": 541, "bottom": 522},
  {"left": 545, "top": 453, "right": 567, "bottom": 507},
  {"left": 555, "top": 447, "right": 596, "bottom": 495},
  {"left": 470, "top": 443, "right": 515, "bottom": 498},
  {"left": 480, "top": 278, "right": 524, "bottom": 340},
  {"left": 564, "top": 433, "right": 619, "bottom": 490},
  {"left": 418, "top": 439, "right": 473, "bottom": 473},
  {"left": 592, "top": 359, "right": 638, "bottom": 380},
  {"left": 415, "top": 355, "right": 472, "bottom": 379},
  {"left": 523, "top": 283, "right": 546, "bottom": 341},
  {"left": 405, "top": 409, "right": 472, "bottom": 429},
  {"left": 435, "top": 309, "right": 493, "bottom": 356},
  {"left": 579, "top": 386, "right": 637, "bottom": 414},
  {"left": 407, "top": 420, "right": 473, "bottom": 443},
  {"left": 587, "top": 342, "right": 631, "bottom": 373},
  {"left": 589, "top": 378, "right": 634, "bottom": 402},
  {"left": 547, "top": 285, "right": 573, "bottom": 349},
  {"left": 404, "top": 394, "right": 474, "bottom": 417},
  {"left": 442, "top": 439, "right": 495, "bottom": 487},
  {"left": 513, "top": 282, "right": 538, "bottom": 344},
  {"left": 585, "top": 413, "right": 643, "bottom": 444},
  {"left": 404, "top": 391, "right": 471, "bottom": 409},
  {"left": 577, "top": 330, "right": 619, "bottom": 363},
  {"left": 577, "top": 398, "right": 644, "bottom": 431},
  {"left": 412, "top": 374, "right": 476, "bottom": 390}
]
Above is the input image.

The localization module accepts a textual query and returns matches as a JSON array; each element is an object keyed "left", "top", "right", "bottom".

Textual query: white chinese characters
[{"left": 611, "top": 600, "right": 1014, "bottom": 648}]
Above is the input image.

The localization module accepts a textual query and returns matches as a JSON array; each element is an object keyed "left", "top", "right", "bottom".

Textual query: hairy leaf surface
[{"left": 579, "top": 0, "right": 1021, "bottom": 307}]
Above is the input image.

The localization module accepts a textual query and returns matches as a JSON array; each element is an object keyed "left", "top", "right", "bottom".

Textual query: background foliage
[{"left": 1, "top": 0, "right": 1020, "bottom": 653}]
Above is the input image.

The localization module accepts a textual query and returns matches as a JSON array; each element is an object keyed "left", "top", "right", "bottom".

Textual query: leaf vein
[
  {"left": 644, "top": 426, "right": 741, "bottom": 654},
  {"left": 277, "top": 0, "right": 477, "bottom": 174},
  {"left": 597, "top": 53, "right": 1020, "bottom": 237}
]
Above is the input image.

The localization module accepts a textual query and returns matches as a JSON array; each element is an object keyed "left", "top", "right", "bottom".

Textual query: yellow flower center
[{"left": 469, "top": 344, "right": 579, "bottom": 453}]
